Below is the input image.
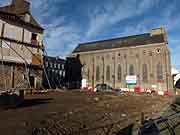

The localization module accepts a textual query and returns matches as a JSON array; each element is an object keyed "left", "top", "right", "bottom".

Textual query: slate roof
[
  {"left": 0, "top": 0, "right": 43, "bottom": 32},
  {"left": 44, "top": 56, "right": 66, "bottom": 64},
  {"left": 73, "top": 33, "right": 165, "bottom": 53}
]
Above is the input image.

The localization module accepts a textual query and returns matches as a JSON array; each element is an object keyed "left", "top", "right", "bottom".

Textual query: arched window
[
  {"left": 157, "top": 63, "right": 163, "bottom": 80},
  {"left": 142, "top": 64, "right": 148, "bottom": 82},
  {"left": 117, "top": 64, "right": 121, "bottom": 82},
  {"left": 96, "top": 65, "right": 100, "bottom": 81},
  {"left": 106, "top": 65, "right": 110, "bottom": 81},
  {"left": 129, "top": 64, "right": 135, "bottom": 75}
]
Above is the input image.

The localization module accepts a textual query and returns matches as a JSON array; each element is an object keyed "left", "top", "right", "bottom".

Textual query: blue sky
[{"left": 1, "top": 0, "right": 180, "bottom": 69}]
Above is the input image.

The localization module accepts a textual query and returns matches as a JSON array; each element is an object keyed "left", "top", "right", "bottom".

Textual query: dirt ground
[{"left": 0, "top": 90, "right": 171, "bottom": 135}]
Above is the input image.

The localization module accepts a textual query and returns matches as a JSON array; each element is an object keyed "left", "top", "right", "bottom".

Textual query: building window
[
  {"left": 46, "top": 62, "right": 48, "bottom": 67},
  {"left": 117, "top": 64, "right": 121, "bottom": 82},
  {"left": 142, "top": 64, "right": 148, "bottom": 82},
  {"left": 50, "top": 62, "right": 53, "bottom": 68},
  {"left": 96, "top": 65, "right": 100, "bottom": 81},
  {"left": 2, "top": 41, "right": 10, "bottom": 48},
  {"left": 63, "top": 71, "right": 65, "bottom": 77},
  {"left": 54, "top": 63, "right": 56, "bottom": 68},
  {"left": 157, "top": 48, "right": 161, "bottom": 54},
  {"left": 143, "top": 50, "right": 146, "bottom": 54},
  {"left": 58, "top": 64, "right": 60, "bottom": 69},
  {"left": 31, "top": 33, "right": 37, "bottom": 40},
  {"left": 25, "top": 14, "right": 30, "bottom": 22},
  {"left": 106, "top": 65, "right": 110, "bottom": 81},
  {"left": 129, "top": 64, "right": 135, "bottom": 75},
  {"left": 149, "top": 51, "right": 152, "bottom": 56},
  {"left": 157, "top": 63, "right": 163, "bottom": 81},
  {"left": 59, "top": 71, "right": 62, "bottom": 76}
]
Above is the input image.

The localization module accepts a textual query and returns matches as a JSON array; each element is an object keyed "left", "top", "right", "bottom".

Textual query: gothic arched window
[
  {"left": 157, "top": 63, "right": 163, "bottom": 81},
  {"left": 106, "top": 65, "right": 110, "bottom": 81},
  {"left": 96, "top": 65, "right": 100, "bottom": 81},
  {"left": 117, "top": 64, "right": 121, "bottom": 82},
  {"left": 142, "top": 64, "right": 148, "bottom": 82},
  {"left": 129, "top": 64, "right": 135, "bottom": 75}
]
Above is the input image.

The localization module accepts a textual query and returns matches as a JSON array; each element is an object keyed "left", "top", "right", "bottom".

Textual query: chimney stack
[{"left": 11, "top": 0, "right": 30, "bottom": 13}]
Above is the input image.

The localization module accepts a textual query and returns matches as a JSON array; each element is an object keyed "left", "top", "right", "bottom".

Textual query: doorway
[{"left": 29, "top": 76, "right": 35, "bottom": 88}]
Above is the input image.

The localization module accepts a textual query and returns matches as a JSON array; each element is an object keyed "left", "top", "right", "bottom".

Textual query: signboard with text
[{"left": 126, "top": 75, "right": 137, "bottom": 85}]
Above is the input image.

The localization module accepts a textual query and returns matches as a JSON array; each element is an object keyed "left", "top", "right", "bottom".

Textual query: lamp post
[
  {"left": 92, "top": 57, "right": 94, "bottom": 87},
  {"left": 102, "top": 56, "right": 105, "bottom": 84},
  {"left": 113, "top": 53, "right": 116, "bottom": 88}
]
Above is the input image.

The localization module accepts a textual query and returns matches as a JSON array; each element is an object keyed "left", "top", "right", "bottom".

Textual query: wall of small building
[
  {"left": 75, "top": 43, "right": 173, "bottom": 92},
  {"left": 42, "top": 57, "right": 66, "bottom": 89},
  {"left": 0, "top": 19, "right": 43, "bottom": 90},
  {"left": 0, "top": 63, "right": 42, "bottom": 90}
]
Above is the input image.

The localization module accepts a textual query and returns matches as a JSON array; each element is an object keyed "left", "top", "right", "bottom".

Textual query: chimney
[
  {"left": 150, "top": 27, "right": 168, "bottom": 44},
  {"left": 11, "top": 0, "right": 30, "bottom": 13},
  {"left": 150, "top": 27, "right": 166, "bottom": 36}
]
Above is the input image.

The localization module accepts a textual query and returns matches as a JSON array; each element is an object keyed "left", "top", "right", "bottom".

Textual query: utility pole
[
  {"left": 92, "top": 57, "right": 94, "bottom": 87},
  {"left": 113, "top": 53, "right": 116, "bottom": 88},
  {"left": 102, "top": 56, "right": 104, "bottom": 84},
  {"left": 164, "top": 50, "right": 169, "bottom": 91}
]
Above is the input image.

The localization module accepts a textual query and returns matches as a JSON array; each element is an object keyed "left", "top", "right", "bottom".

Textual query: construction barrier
[
  {"left": 81, "top": 85, "right": 171, "bottom": 97},
  {"left": 121, "top": 86, "right": 172, "bottom": 97},
  {"left": 81, "top": 85, "right": 94, "bottom": 92}
]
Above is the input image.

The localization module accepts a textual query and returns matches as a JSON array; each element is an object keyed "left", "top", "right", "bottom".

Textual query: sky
[{"left": 0, "top": 0, "right": 180, "bottom": 69}]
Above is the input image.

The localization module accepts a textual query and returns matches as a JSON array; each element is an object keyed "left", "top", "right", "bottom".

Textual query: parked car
[{"left": 95, "top": 84, "right": 121, "bottom": 92}]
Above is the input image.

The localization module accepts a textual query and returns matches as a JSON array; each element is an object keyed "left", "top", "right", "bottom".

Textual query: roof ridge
[
  {"left": 0, "top": 0, "right": 43, "bottom": 30},
  {"left": 0, "top": 10, "right": 44, "bottom": 32},
  {"left": 73, "top": 32, "right": 165, "bottom": 53},
  {"left": 79, "top": 33, "right": 150, "bottom": 46}
]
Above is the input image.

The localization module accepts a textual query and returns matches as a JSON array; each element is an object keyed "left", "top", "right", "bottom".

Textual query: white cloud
[
  {"left": 29, "top": 0, "right": 79, "bottom": 57},
  {"left": 44, "top": 22, "right": 82, "bottom": 57},
  {"left": 86, "top": 0, "right": 160, "bottom": 38}
]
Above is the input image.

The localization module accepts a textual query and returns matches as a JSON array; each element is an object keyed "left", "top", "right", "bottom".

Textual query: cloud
[
  {"left": 168, "top": 37, "right": 180, "bottom": 69},
  {"left": 1, "top": 0, "right": 179, "bottom": 69},
  {"left": 0, "top": 0, "right": 9, "bottom": 6},
  {"left": 44, "top": 22, "right": 82, "bottom": 57},
  {"left": 86, "top": 0, "right": 160, "bottom": 38},
  {"left": 29, "top": 0, "right": 81, "bottom": 57}
]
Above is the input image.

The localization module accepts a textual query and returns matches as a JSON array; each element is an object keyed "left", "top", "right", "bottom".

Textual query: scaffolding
[{"left": 0, "top": 36, "right": 51, "bottom": 93}]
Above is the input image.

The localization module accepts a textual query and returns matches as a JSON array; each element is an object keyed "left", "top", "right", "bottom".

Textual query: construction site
[{"left": 0, "top": 91, "right": 179, "bottom": 135}]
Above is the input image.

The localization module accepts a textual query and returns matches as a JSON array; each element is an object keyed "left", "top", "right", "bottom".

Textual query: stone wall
[{"left": 75, "top": 43, "right": 173, "bottom": 92}]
